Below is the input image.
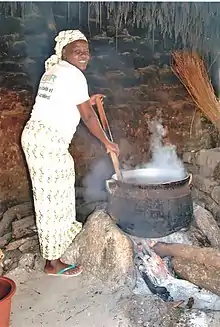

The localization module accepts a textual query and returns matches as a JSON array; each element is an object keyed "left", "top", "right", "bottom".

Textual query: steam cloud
[
  {"left": 139, "top": 118, "right": 186, "bottom": 181},
  {"left": 82, "top": 117, "right": 186, "bottom": 201},
  {"left": 82, "top": 156, "right": 114, "bottom": 202}
]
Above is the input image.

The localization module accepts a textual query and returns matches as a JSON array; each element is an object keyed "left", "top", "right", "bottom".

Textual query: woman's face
[{"left": 63, "top": 40, "right": 90, "bottom": 71}]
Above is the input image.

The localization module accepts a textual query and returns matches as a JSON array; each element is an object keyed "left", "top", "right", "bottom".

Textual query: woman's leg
[
  {"left": 44, "top": 259, "right": 82, "bottom": 275},
  {"left": 32, "top": 157, "right": 83, "bottom": 276},
  {"left": 21, "top": 122, "right": 83, "bottom": 276}
]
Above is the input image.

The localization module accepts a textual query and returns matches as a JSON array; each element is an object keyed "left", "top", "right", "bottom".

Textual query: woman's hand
[
  {"left": 104, "top": 140, "right": 120, "bottom": 157},
  {"left": 90, "top": 94, "right": 105, "bottom": 106},
  {"left": 77, "top": 100, "right": 119, "bottom": 157}
]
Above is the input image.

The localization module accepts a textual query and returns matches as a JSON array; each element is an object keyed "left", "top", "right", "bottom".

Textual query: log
[
  {"left": 153, "top": 242, "right": 220, "bottom": 269},
  {"left": 172, "top": 257, "right": 220, "bottom": 297},
  {"left": 193, "top": 204, "right": 220, "bottom": 249}
]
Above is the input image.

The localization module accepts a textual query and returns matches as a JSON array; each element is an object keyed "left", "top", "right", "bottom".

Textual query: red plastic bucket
[{"left": 0, "top": 277, "right": 16, "bottom": 327}]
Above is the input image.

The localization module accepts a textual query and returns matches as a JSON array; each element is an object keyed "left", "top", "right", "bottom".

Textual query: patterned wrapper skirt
[{"left": 21, "top": 119, "right": 82, "bottom": 260}]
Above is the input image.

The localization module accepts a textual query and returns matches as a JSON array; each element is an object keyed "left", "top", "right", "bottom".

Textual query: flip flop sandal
[{"left": 47, "top": 264, "right": 82, "bottom": 277}]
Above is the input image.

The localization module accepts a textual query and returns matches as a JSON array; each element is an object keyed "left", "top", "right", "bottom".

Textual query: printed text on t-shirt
[{"left": 37, "top": 74, "right": 57, "bottom": 100}]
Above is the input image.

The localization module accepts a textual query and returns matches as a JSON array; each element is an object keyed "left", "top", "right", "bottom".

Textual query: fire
[
  {"left": 133, "top": 237, "right": 171, "bottom": 280},
  {"left": 131, "top": 233, "right": 220, "bottom": 311}
]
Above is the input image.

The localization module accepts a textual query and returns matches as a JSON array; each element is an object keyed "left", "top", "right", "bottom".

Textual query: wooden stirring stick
[{"left": 95, "top": 97, "right": 123, "bottom": 181}]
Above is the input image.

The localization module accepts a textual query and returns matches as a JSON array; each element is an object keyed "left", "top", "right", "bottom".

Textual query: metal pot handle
[
  {"left": 188, "top": 173, "right": 193, "bottom": 187},
  {"left": 106, "top": 179, "right": 114, "bottom": 195}
]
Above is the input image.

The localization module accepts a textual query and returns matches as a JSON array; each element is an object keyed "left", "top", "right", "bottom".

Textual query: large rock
[
  {"left": 5, "top": 235, "right": 38, "bottom": 252},
  {"left": 3, "top": 249, "right": 22, "bottom": 272},
  {"left": 212, "top": 186, "right": 220, "bottom": 205},
  {"left": 193, "top": 188, "right": 220, "bottom": 224},
  {"left": 62, "top": 209, "right": 136, "bottom": 289},
  {"left": 184, "top": 163, "right": 199, "bottom": 175},
  {"left": 182, "top": 151, "right": 195, "bottom": 164},
  {"left": 193, "top": 174, "right": 218, "bottom": 194},
  {"left": 195, "top": 148, "right": 220, "bottom": 177},
  {"left": 0, "top": 233, "right": 12, "bottom": 247},
  {"left": 185, "top": 133, "right": 215, "bottom": 152},
  {"left": 0, "top": 202, "right": 33, "bottom": 237},
  {"left": 194, "top": 204, "right": 220, "bottom": 248},
  {"left": 12, "top": 215, "right": 36, "bottom": 239}
]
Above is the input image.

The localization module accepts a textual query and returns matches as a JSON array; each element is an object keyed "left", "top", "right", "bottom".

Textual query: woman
[{"left": 21, "top": 30, "right": 119, "bottom": 277}]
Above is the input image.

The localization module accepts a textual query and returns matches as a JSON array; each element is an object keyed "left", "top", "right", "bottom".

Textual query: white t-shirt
[{"left": 30, "top": 60, "right": 90, "bottom": 142}]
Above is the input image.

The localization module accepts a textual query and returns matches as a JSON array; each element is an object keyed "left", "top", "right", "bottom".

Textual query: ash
[{"left": 130, "top": 231, "right": 220, "bottom": 311}]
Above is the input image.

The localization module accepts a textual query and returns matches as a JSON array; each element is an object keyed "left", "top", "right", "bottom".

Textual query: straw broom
[{"left": 171, "top": 51, "right": 220, "bottom": 132}]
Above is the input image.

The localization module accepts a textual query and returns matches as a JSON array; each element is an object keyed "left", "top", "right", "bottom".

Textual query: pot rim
[
  {"left": 0, "top": 276, "right": 16, "bottom": 303},
  {"left": 110, "top": 170, "right": 191, "bottom": 189}
]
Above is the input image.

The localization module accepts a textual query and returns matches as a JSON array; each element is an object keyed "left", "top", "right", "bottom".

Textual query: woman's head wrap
[{"left": 45, "top": 30, "right": 88, "bottom": 71}]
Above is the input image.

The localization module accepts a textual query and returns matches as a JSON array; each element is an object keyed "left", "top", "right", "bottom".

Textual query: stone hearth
[{"left": 1, "top": 200, "right": 220, "bottom": 315}]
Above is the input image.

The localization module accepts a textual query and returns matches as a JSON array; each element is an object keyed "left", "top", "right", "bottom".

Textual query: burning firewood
[
  {"left": 153, "top": 242, "right": 220, "bottom": 269},
  {"left": 172, "top": 258, "right": 220, "bottom": 297},
  {"left": 172, "top": 300, "right": 184, "bottom": 308}
]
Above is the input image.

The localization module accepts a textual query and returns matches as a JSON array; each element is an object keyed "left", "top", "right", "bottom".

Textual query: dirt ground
[
  {"left": 10, "top": 270, "right": 125, "bottom": 327},
  {"left": 7, "top": 267, "right": 220, "bottom": 327}
]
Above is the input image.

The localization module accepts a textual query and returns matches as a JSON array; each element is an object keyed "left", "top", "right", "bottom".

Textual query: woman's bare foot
[{"left": 44, "top": 259, "right": 82, "bottom": 276}]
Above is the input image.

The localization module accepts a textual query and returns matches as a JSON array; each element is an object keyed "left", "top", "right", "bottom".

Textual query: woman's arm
[{"left": 77, "top": 100, "right": 119, "bottom": 156}]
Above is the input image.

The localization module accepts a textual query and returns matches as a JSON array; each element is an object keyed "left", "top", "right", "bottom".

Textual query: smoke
[
  {"left": 82, "top": 156, "right": 114, "bottom": 202},
  {"left": 138, "top": 118, "right": 186, "bottom": 181}
]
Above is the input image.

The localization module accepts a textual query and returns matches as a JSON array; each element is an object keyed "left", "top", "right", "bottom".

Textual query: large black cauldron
[{"left": 106, "top": 168, "right": 193, "bottom": 238}]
